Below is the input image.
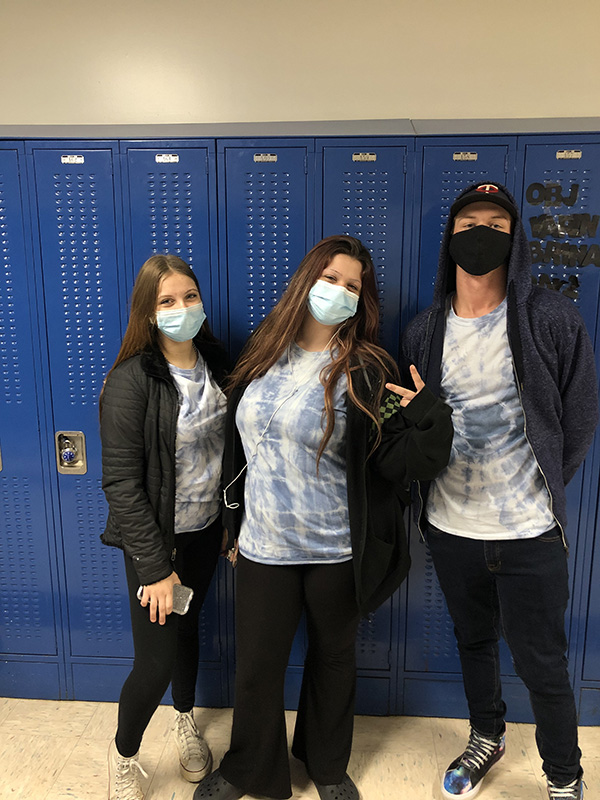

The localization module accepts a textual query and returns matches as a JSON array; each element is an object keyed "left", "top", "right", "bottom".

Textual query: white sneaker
[
  {"left": 108, "top": 738, "right": 148, "bottom": 800},
  {"left": 173, "top": 710, "right": 213, "bottom": 782}
]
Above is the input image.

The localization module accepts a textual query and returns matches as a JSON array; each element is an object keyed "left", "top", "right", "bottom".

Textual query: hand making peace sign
[{"left": 385, "top": 364, "right": 425, "bottom": 408}]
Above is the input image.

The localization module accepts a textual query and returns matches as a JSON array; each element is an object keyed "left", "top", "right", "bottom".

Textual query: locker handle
[{"left": 55, "top": 431, "right": 87, "bottom": 475}]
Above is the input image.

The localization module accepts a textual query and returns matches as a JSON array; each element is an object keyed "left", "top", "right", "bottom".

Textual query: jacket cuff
[
  {"left": 131, "top": 554, "right": 173, "bottom": 586},
  {"left": 400, "top": 385, "right": 440, "bottom": 423}
]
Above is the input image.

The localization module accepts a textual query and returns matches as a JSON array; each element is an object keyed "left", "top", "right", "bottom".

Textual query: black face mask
[{"left": 449, "top": 225, "right": 512, "bottom": 276}]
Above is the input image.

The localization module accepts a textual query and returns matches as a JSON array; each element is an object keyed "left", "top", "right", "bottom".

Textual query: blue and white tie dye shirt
[
  {"left": 168, "top": 353, "right": 227, "bottom": 533},
  {"left": 427, "top": 296, "right": 554, "bottom": 539},
  {"left": 236, "top": 343, "right": 352, "bottom": 565}
]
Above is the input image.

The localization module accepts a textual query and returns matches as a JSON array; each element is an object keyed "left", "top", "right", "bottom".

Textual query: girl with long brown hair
[
  {"left": 194, "top": 236, "right": 453, "bottom": 800},
  {"left": 100, "top": 254, "right": 229, "bottom": 800}
]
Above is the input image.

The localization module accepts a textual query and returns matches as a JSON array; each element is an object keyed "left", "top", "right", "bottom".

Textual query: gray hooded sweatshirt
[{"left": 402, "top": 182, "right": 598, "bottom": 544}]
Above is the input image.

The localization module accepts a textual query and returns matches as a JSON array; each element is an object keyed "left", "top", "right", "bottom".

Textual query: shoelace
[
  {"left": 115, "top": 755, "right": 148, "bottom": 800},
  {"left": 175, "top": 712, "right": 208, "bottom": 761},
  {"left": 459, "top": 731, "right": 501, "bottom": 771},
  {"left": 547, "top": 777, "right": 585, "bottom": 799}
]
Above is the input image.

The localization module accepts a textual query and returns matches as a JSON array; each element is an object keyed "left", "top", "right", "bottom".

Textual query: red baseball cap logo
[{"left": 475, "top": 184, "right": 500, "bottom": 194}]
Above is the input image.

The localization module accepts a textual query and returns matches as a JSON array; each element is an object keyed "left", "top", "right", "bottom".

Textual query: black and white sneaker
[
  {"left": 546, "top": 774, "right": 585, "bottom": 799},
  {"left": 441, "top": 728, "right": 505, "bottom": 798}
]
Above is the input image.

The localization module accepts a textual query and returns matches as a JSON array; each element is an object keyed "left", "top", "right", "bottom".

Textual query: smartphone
[{"left": 136, "top": 583, "right": 194, "bottom": 615}]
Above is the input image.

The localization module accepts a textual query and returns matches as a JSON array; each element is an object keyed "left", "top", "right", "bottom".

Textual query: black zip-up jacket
[
  {"left": 100, "top": 339, "right": 229, "bottom": 585},
  {"left": 402, "top": 182, "right": 599, "bottom": 542},
  {"left": 223, "top": 371, "right": 453, "bottom": 615}
]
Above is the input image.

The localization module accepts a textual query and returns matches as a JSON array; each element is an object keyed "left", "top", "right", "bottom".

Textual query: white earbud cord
[{"left": 222, "top": 333, "right": 338, "bottom": 510}]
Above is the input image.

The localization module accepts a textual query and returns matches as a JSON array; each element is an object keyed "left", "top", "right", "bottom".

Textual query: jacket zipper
[
  {"left": 168, "top": 380, "right": 180, "bottom": 564},
  {"left": 511, "top": 355, "right": 568, "bottom": 553}
]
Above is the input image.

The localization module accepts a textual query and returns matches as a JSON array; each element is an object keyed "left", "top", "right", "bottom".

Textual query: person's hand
[
  {"left": 385, "top": 365, "right": 425, "bottom": 408},
  {"left": 139, "top": 572, "right": 180, "bottom": 625},
  {"left": 227, "top": 540, "right": 239, "bottom": 568}
]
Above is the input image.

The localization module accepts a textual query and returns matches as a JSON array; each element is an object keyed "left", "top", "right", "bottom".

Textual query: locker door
[
  {"left": 518, "top": 141, "right": 600, "bottom": 723},
  {"left": 318, "top": 140, "right": 410, "bottom": 714},
  {"left": 218, "top": 141, "right": 312, "bottom": 356},
  {"left": 27, "top": 142, "right": 129, "bottom": 699},
  {"left": 583, "top": 497, "right": 600, "bottom": 688},
  {"left": 122, "top": 142, "right": 220, "bottom": 331},
  {"left": 404, "top": 141, "right": 525, "bottom": 719},
  {"left": 520, "top": 143, "right": 600, "bottom": 698},
  {"left": 414, "top": 143, "right": 511, "bottom": 314},
  {"left": 218, "top": 140, "right": 313, "bottom": 704},
  {"left": 318, "top": 141, "right": 407, "bottom": 355},
  {"left": 122, "top": 140, "right": 226, "bottom": 705},
  {"left": 0, "top": 145, "right": 61, "bottom": 697},
  {"left": 519, "top": 142, "right": 600, "bottom": 359}
]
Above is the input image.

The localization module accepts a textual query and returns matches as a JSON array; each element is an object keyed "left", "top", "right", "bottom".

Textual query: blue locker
[
  {"left": 515, "top": 139, "right": 600, "bottom": 724},
  {"left": 122, "top": 141, "right": 221, "bottom": 333},
  {"left": 317, "top": 139, "right": 413, "bottom": 713},
  {"left": 412, "top": 142, "right": 513, "bottom": 316},
  {"left": 317, "top": 139, "right": 410, "bottom": 355},
  {"left": 0, "top": 145, "right": 61, "bottom": 697},
  {"left": 27, "top": 142, "right": 129, "bottom": 698},
  {"left": 583, "top": 496, "right": 600, "bottom": 683},
  {"left": 517, "top": 143, "right": 600, "bottom": 605},
  {"left": 517, "top": 141, "right": 600, "bottom": 354},
  {"left": 218, "top": 140, "right": 313, "bottom": 356},
  {"left": 121, "top": 139, "right": 227, "bottom": 705},
  {"left": 218, "top": 139, "right": 314, "bottom": 705}
]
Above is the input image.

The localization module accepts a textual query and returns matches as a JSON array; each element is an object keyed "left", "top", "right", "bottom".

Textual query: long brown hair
[
  {"left": 100, "top": 254, "right": 217, "bottom": 406},
  {"left": 228, "top": 235, "right": 399, "bottom": 462}
]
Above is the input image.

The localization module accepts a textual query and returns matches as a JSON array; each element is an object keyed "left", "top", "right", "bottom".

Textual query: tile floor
[{"left": 1, "top": 698, "right": 598, "bottom": 799}]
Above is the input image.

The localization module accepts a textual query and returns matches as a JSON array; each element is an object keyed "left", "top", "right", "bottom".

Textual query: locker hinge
[
  {"left": 388, "top": 649, "right": 393, "bottom": 667},
  {"left": 403, "top": 152, "right": 407, "bottom": 174},
  {"left": 205, "top": 154, "right": 209, "bottom": 174},
  {"left": 504, "top": 153, "right": 509, "bottom": 175},
  {"left": 304, "top": 155, "right": 308, "bottom": 174}
]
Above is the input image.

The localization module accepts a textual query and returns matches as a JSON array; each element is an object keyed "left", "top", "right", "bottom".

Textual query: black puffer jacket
[{"left": 100, "top": 339, "right": 229, "bottom": 585}]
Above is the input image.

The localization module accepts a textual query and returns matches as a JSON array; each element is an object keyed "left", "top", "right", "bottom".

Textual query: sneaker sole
[
  {"left": 179, "top": 752, "right": 213, "bottom": 783},
  {"left": 442, "top": 781, "right": 483, "bottom": 800}
]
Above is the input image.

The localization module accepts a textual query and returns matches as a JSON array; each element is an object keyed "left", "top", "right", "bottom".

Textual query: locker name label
[
  {"left": 453, "top": 152, "right": 478, "bottom": 161},
  {"left": 352, "top": 153, "right": 377, "bottom": 162},
  {"left": 556, "top": 150, "right": 582, "bottom": 160},
  {"left": 155, "top": 153, "right": 180, "bottom": 163},
  {"left": 254, "top": 153, "right": 278, "bottom": 163},
  {"left": 61, "top": 155, "right": 85, "bottom": 164}
]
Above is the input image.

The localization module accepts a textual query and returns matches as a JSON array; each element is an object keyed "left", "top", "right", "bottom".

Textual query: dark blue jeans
[{"left": 426, "top": 523, "right": 581, "bottom": 786}]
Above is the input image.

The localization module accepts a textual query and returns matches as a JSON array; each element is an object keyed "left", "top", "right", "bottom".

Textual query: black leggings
[
  {"left": 115, "top": 521, "right": 222, "bottom": 757},
  {"left": 220, "top": 555, "right": 360, "bottom": 799}
]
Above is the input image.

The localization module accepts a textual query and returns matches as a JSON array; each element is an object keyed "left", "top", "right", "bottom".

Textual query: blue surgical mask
[
  {"left": 155, "top": 302, "right": 206, "bottom": 342},
  {"left": 307, "top": 280, "right": 359, "bottom": 326}
]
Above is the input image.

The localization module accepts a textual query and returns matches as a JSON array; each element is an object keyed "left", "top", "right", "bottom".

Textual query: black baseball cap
[{"left": 450, "top": 183, "right": 518, "bottom": 220}]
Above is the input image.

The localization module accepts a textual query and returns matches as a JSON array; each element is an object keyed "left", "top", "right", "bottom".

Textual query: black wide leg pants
[{"left": 220, "top": 554, "right": 360, "bottom": 799}]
